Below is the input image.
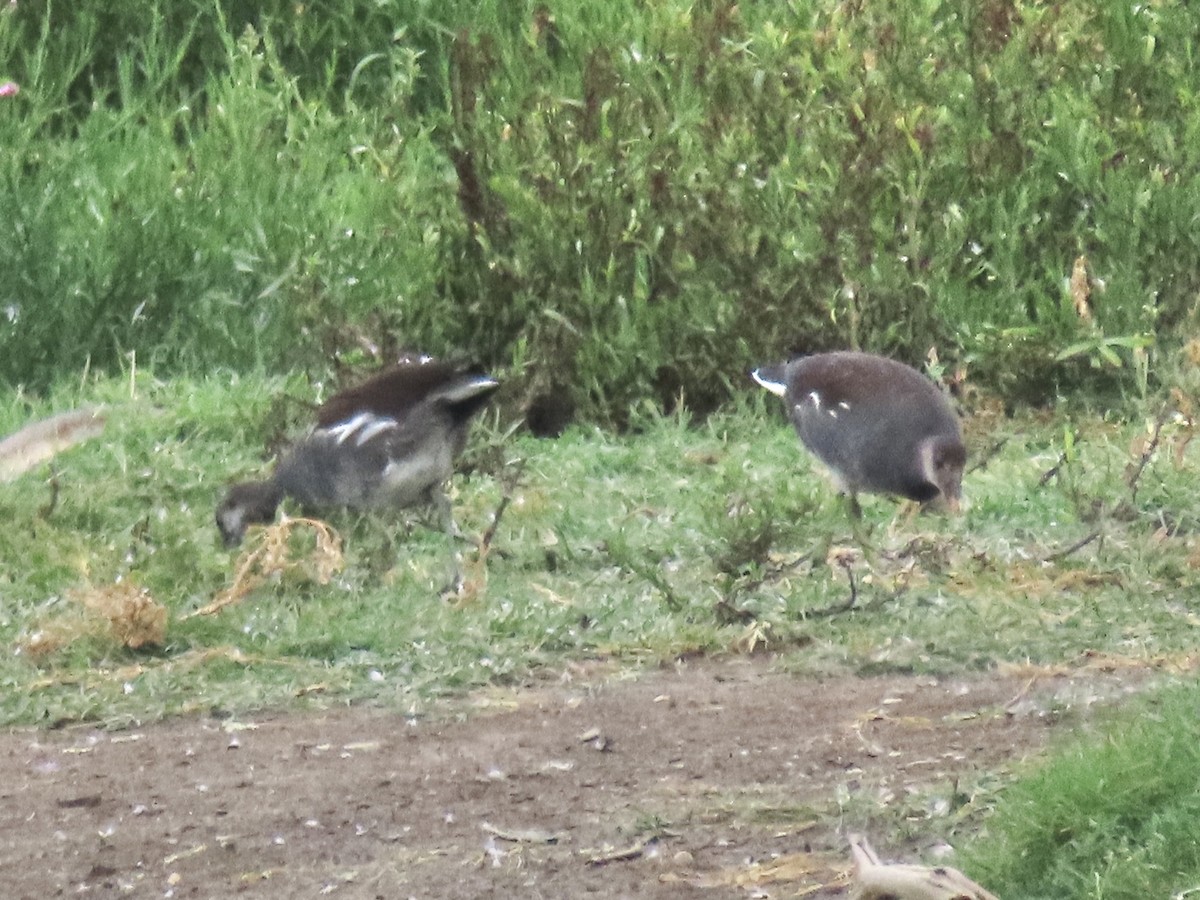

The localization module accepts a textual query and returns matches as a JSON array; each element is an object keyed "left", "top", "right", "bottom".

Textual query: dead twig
[
  {"left": 477, "top": 457, "right": 527, "bottom": 561},
  {"left": 0, "top": 406, "right": 106, "bottom": 482},
  {"left": 967, "top": 437, "right": 1009, "bottom": 475},
  {"left": 1041, "top": 529, "right": 1101, "bottom": 563},
  {"left": 1125, "top": 403, "right": 1172, "bottom": 504},
  {"left": 481, "top": 821, "right": 564, "bottom": 845},
  {"left": 585, "top": 835, "right": 660, "bottom": 866},
  {"left": 1038, "top": 451, "right": 1068, "bottom": 488},
  {"left": 450, "top": 458, "right": 527, "bottom": 606},
  {"left": 713, "top": 598, "right": 757, "bottom": 625},
  {"left": 807, "top": 593, "right": 861, "bottom": 619},
  {"left": 1003, "top": 675, "right": 1039, "bottom": 716},
  {"left": 806, "top": 548, "right": 862, "bottom": 618},
  {"left": 38, "top": 463, "right": 61, "bottom": 519},
  {"left": 726, "top": 551, "right": 811, "bottom": 597}
]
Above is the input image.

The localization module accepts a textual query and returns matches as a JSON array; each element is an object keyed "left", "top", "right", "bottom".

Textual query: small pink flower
[{"left": 0, "top": 81, "right": 19, "bottom": 98}]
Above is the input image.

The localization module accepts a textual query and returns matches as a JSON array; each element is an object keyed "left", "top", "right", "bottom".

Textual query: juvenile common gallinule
[
  {"left": 216, "top": 359, "right": 500, "bottom": 562},
  {"left": 752, "top": 351, "right": 965, "bottom": 517}
]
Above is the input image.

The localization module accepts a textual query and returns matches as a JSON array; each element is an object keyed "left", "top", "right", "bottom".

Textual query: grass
[
  {"left": 2, "top": 368, "right": 1199, "bottom": 897},
  {"left": 964, "top": 681, "right": 1200, "bottom": 898},
  {"left": 1, "top": 368, "right": 1197, "bottom": 732}
]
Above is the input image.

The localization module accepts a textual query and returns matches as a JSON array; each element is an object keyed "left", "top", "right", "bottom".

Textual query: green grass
[
  {"left": 963, "top": 681, "right": 1200, "bottom": 899},
  {"left": 3, "top": 371, "right": 1199, "bottom": 897},
  {"left": 1, "top": 369, "right": 1196, "bottom": 730}
]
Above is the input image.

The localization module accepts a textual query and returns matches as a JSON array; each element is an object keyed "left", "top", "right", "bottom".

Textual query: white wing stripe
[
  {"left": 326, "top": 412, "right": 397, "bottom": 446},
  {"left": 750, "top": 368, "right": 787, "bottom": 397}
]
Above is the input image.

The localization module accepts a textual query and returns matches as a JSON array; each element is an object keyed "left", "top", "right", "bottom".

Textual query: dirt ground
[{"left": 0, "top": 656, "right": 1147, "bottom": 899}]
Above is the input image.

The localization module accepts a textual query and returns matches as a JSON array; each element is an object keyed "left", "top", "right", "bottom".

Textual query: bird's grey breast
[{"left": 372, "top": 406, "right": 458, "bottom": 507}]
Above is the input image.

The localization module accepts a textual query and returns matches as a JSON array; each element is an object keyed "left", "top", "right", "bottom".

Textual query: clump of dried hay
[
  {"left": 187, "top": 515, "right": 343, "bottom": 619},
  {"left": 20, "top": 581, "right": 168, "bottom": 657}
]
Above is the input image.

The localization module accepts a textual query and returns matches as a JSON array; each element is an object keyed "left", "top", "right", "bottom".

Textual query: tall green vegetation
[{"left": 2, "top": 0, "right": 1198, "bottom": 419}]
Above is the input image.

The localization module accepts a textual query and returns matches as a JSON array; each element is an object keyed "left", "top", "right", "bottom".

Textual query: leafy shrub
[{"left": 3, "top": 0, "right": 1199, "bottom": 419}]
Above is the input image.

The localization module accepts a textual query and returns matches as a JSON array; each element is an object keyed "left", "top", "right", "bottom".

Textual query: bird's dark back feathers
[{"left": 316, "top": 360, "right": 499, "bottom": 430}]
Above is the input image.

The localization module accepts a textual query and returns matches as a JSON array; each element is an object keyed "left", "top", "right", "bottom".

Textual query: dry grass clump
[
  {"left": 187, "top": 515, "right": 343, "bottom": 619},
  {"left": 77, "top": 582, "right": 168, "bottom": 648},
  {"left": 19, "top": 581, "right": 168, "bottom": 658}
]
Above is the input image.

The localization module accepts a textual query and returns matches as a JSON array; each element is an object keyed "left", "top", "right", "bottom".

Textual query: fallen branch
[
  {"left": 1038, "top": 451, "right": 1068, "bottom": 488},
  {"left": 966, "top": 437, "right": 1009, "bottom": 475},
  {"left": 0, "top": 406, "right": 106, "bottom": 482},
  {"left": 725, "top": 551, "right": 811, "bottom": 598},
  {"left": 477, "top": 457, "right": 527, "bottom": 561},
  {"left": 585, "top": 834, "right": 659, "bottom": 866},
  {"left": 849, "top": 833, "right": 1000, "bottom": 900},
  {"left": 39, "top": 464, "right": 61, "bottom": 518},
  {"left": 805, "top": 547, "right": 861, "bottom": 618},
  {"left": 481, "top": 821, "right": 564, "bottom": 844}
]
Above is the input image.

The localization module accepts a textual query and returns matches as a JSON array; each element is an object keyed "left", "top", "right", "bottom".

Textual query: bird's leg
[
  {"left": 844, "top": 492, "right": 878, "bottom": 557},
  {"left": 432, "top": 484, "right": 464, "bottom": 595},
  {"left": 888, "top": 499, "right": 921, "bottom": 537}
]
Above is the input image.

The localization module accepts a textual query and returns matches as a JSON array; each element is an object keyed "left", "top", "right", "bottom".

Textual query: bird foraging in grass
[
  {"left": 751, "top": 351, "right": 965, "bottom": 518},
  {"left": 216, "top": 358, "right": 500, "bottom": 586}
]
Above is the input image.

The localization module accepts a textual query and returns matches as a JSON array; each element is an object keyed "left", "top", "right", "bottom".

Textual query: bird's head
[
  {"left": 921, "top": 435, "right": 967, "bottom": 513},
  {"left": 216, "top": 480, "right": 284, "bottom": 548}
]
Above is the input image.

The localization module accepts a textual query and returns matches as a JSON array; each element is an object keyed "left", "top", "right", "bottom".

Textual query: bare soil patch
[{"left": 0, "top": 657, "right": 1145, "bottom": 898}]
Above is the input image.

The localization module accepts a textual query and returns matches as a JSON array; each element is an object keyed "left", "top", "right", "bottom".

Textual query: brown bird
[
  {"left": 752, "top": 351, "right": 965, "bottom": 517},
  {"left": 216, "top": 359, "right": 499, "bottom": 582}
]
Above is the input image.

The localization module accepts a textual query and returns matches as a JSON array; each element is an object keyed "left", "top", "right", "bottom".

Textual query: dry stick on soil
[
  {"left": 480, "top": 820, "right": 564, "bottom": 845},
  {"left": 585, "top": 835, "right": 661, "bottom": 866},
  {"left": 848, "top": 833, "right": 1000, "bottom": 900},
  {"left": 1003, "top": 675, "right": 1039, "bottom": 715}
]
